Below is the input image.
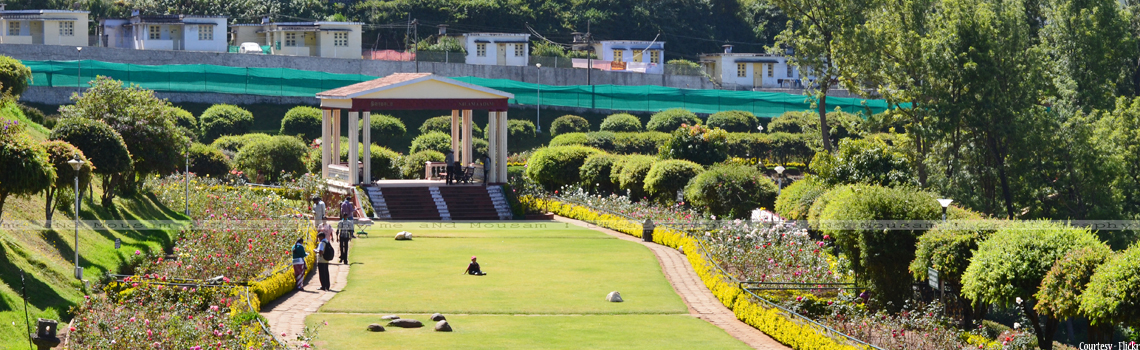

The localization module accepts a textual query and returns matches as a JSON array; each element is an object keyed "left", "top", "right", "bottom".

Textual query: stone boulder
[
  {"left": 366, "top": 324, "right": 385, "bottom": 332},
  {"left": 395, "top": 231, "right": 413, "bottom": 240},
  {"left": 606, "top": 291, "right": 623, "bottom": 302},
  {"left": 387, "top": 319, "right": 424, "bottom": 328},
  {"left": 430, "top": 313, "right": 446, "bottom": 321},
  {"left": 434, "top": 320, "right": 452, "bottom": 332},
  {"left": 380, "top": 315, "right": 400, "bottom": 320}
]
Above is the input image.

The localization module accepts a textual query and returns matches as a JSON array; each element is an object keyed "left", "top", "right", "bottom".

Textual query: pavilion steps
[
  {"left": 375, "top": 187, "right": 442, "bottom": 220},
  {"left": 366, "top": 185, "right": 509, "bottom": 221},
  {"left": 438, "top": 186, "right": 502, "bottom": 221}
]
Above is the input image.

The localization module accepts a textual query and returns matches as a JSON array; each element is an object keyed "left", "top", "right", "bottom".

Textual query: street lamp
[
  {"left": 76, "top": 47, "right": 82, "bottom": 94},
  {"left": 535, "top": 63, "right": 542, "bottom": 133},
  {"left": 774, "top": 165, "right": 786, "bottom": 197},
  {"left": 937, "top": 198, "right": 954, "bottom": 222},
  {"left": 184, "top": 142, "right": 191, "bottom": 216},
  {"left": 67, "top": 155, "right": 83, "bottom": 280}
]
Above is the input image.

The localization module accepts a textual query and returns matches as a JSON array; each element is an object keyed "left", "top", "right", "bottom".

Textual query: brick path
[
  {"left": 260, "top": 257, "right": 350, "bottom": 346},
  {"left": 553, "top": 216, "right": 790, "bottom": 350}
]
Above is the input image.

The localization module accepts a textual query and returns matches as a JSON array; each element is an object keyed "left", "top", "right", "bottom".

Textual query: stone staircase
[
  {"left": 362, "top": 186, "right": 391, "bottom": 220},
  {"left": 375, "top": 187, "right": 441, "bottom": 220},
  {"left": 428, "top": 187, "right": 451, "bottom": 221},
  {"left": 438, "top": 186, "right": 502, "bottom": 221},
  {"left": 486, "top": 186, "right": 514, "bottom": 220},
  {"left": 361, "top": 184, "right": 512, "bottom": 221}
]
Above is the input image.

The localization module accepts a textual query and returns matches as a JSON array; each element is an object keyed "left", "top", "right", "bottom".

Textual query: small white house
[
  {"left": 101, "top": 11, "right": 227, "bottom": 52},
  {"left": 700, "top": 46, "right": 814, "bottom": 89},
  {"left": 463, "top": 33, "right": 530, "bottom": 66},
  {"left": 232, "top": 19, "right": 363, "bottom": 59},
  {"left": 0, "top": 8, "right": 89, "bottom": 46},
  {"left": 590, "top": 40, "right": 664, "bottom": 74}
]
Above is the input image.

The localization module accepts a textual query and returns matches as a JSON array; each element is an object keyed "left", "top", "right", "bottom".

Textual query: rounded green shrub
[
  {"left": 612, "top": 132, "right": 670, "bottom": 154},
  {"left": 17, "top": 103, "right": 45, "bottom": 125},
  {"left": 579, "top": 153, "right": 620, "bottom": 194},
  {"left": 367, "top": 113, "right": 407, "bottom": 142},
  {"left": 551, "top": 115, "right": 590, "bottom": 135},
  {"left": 0, "top": 55, "right": 31, "bottom": 97},
  {"left": 1036, "top": 246, "right": 1113, "bottom": 321},
  {"left": 660, "top": 124, "right": 728, "bottom": 165},
  {"left": 909, "top": 211, "right": 995, "bottom": 287},
  {"left": 508, "top": 119, "right": 537, "bottom": 145},
  {"left": 726, "top": 133, "right": 772, "bottom": 159},
  {"left": 643, "top": 160, "right": 703, "bottom": 204},
  {"left": 685, "top": 164, "right": 777, "bottom": 218},
  {"left": 473, "top": 138, "right": 489, "bottom": 160},
  {"left": 410, "top": 131, "right": 452, "bottom": 154},
  {"left": 768, "top": 110, "right": 864, "bottom": 150},
  {"left": 811, "top": 138, "right": 915, "bottom": 187},
  {"left": 774, "top": 176, "right": 830, "bottom": 220},
  {"left": 280, "top": 106, "right": 322, "bottom": 141},
  {"left": 419, "top": 116, "right": 452, "bottom": 134},
  {"left": 707, "top": 110, "right": 759, "bottom": 132},
  {"left": 0, "top": 131, "right": 54, "bottom": 212},
  {"left": 169, "top": 106, "right": 197, "bottom": 141},
  {"left": 610, "top": 154, "right": 656, "bottom": 200},
  {"left": 50, "top": 117, "right": 132, "bottom": 175},
  {"left": 525, "top": 145, "right": 604, "bottom": 190},
  {"left": 600, "top": 113, "right": 643, "bottom": 132},
  {"left": 585, "top": 131, "right": 616, "bottom": 150},
  {"left": 646, "top": 108, "right": 700, "bottom": 132},
  {"left": 199, "top": 104, "right": 254, "bottom": 143},
  {"left": 550, "top": 132, "right": 589, "bottom": 146},
  {"left": 187, "top": 143, "right": 231, "bottom": 178},
  {"left": 339, "top": 143, "right": 401, "bottom": 180},
  {"left": 42, "top": 140, "right": 94, "bottom": 191},
  {"left": 1080, "top": 244, "right": 1140, "bottom": 325},
  {"left": 234, "top": 135, "right": 308, "bottom": 183},
  {"left": 211, "top": 133, "right": 272, "bottom": 155},
  {"left": 401, "top": 150, "right": 445, "bottom": 179}
]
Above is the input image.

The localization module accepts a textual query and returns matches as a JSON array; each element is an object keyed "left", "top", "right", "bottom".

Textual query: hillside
[{"left": 0, "top": 104, "right": 185, "bottom": 348}]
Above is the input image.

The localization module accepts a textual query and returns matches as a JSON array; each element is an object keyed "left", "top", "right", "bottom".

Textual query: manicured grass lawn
[
  {"left": 320, "top": 222, "right": 687, "bottom": 314},
  {"left": 305, "top": 314, "right": 753, "bottom": 350}
]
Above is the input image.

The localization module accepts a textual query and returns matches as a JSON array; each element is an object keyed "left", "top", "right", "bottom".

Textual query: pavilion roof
[{"left": 316, "top": 73, "right": 513, "bottom": 99}]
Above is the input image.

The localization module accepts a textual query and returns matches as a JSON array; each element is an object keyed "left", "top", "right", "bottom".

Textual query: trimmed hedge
[
  {"left": 1080, "top": 244, "right": 1140, "bottom": 325},
  {"left": 367, "top": 113, "right": 407, "bottom": 142},
  {"left": 199, "top": 104, "right": 254, "bottom": 143},
  {"left": 644, "top": 159, "right": 704, "bottom": 203},
  {"left": 768, "top": 110, "right": 864, "bottom": 150},
  {"left": 280, "top": 106, "right": 322, "bottom": 141},
  {"left": 600, "top": 113, "right": 643, "bottom": 132},
  {"left": 410, "top": 131, "right": 452, "bottom": 154},
  {"left": 550, "top": 132, "right": 589, "bottom": 146},
  {"left": 249, "top": 223, "right": 317, "bottom": 308},
  {"left": 50, "top": 117, "right": 133, "bottom": 175},
  {"left": 579, "top": 153, "right": 620, "bottom": 194},
  {"left": 646, "top": 108, "right": 701, "bottom": 132},
  {"left": 187, "top": 143, "right": 231, "bottom": 178},
  {"left": 210, "top": 133, "right": 272, "bottom": 155},
  {"left": 685, "top": 164, "right": 778, "bottom": 219},
  {"left": 401, "top": 150, "right": 445, "bottom": 179},
  {"left": 234, "top": 135, "right": 308, "bottom": 183},
  {"left": 1036, "top": 246, "right": 1113, "bottom": 320},
  {"left": 908, "top": 212, "right": 994, "bottom": 286},
  {"left": 660, "top": 124, "right": 728, "bottom": 165},
  {"left": 0, "top": 55, "right": 31, "bottom": 96},
  {"left": 525, "top": 145, "right": 604, "bottom": 190},
  {"left": 774, "top": 176, "right": 830, "bottom": 220},
  {"left": 811, "top": 138, "right": 915, "bottom": 187},
  {"left": 611, "top": 154, "right": 656, "bottom": 200},
  {"left": 339, "top": 143, "right": 402, "bottom": 180},
  {"left": 549, "top": 131, "right": 670, "bottom": 155},
  {"left": 420, "top": 115, "right": 479, "bottom": 136},
  {"left": 707, "top": 110, "right": 759, "bottom": 132},
  {"left": 551, "top": 115, "right": 591, "bottom": 135}
]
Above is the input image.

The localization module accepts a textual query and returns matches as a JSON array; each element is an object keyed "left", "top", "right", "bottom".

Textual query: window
[
  {"left": 767, "top": 63, "right": 774, "bottom": 77},
  {"left": 633, "top": 50, "right": 643, "bottom": 61},
  {"left": 786, "top": 63, "right": 793, "bottom": 77},
  {"left": 334, "top": 32, "right": 348, "bottom": 47},
  {"left": 514, "top": 44, "right": 524, "bottom": 57},
  {"left": 737, "top": 63, "right": 747, "bottom": 77},
  {"left": 148, "top": 25, "right": 160, "bottom": 40},
  {"left": 650, "top": 50, "right": 660, "bottom": 64},
  {"left": 613, "top": 50, "right": 623, "bottom": 62},
  {"left": 59, "top": 21, "right": 75, "bottom": 36},
  {"left": 198, "top": 25, "right": 213, "bottom": 40},
  {"left": 7, "top": 22, "right": 19, "bottom": 36},
  {"left": 476, "top": 43, "right": 486, "bottom": 57},
  {"left": 285, "top": 32, "right": 297, "bottom": 46}
]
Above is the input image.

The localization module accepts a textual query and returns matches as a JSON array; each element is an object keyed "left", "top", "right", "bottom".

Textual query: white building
[
  {"left": 463, "top": 33, "right": 530, "bottom": 66},
  {"left": 100, "top": 12, "right": 227, "bottom": 52},
  {"left": 232, "top": 19, "right": 362, "bottom": 59},
  {"left": 0, "top": 8, "right": 89, "bottom": 46},
  {"left": 700, "top": 46, "right": 814, "bottom": 89},
  {"left": 590, "top": 40, "right": 664, "bottom": 74}
]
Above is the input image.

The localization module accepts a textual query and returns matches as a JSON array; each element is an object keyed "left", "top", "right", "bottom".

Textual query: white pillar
[
  {"left": 333, "top": 109, "right": 341, "bottom": 166},
  {"left": 348, "top": 111, "right": 359, "bottom": 184},
  {"left": 450, "top": 110, "right": 460, "bottom": 157},
  {"left": 321, "top": 108, "right": 331, "bottom": 178},
  {"left": 462, "top": 110, "right": 473, "bottom": 166},
  {"left": 497, "top": 110, "right": 508, "bottom": 183},
  {"left": 487, "top": 112, "right": 499, "bottom": 183},
  {"left": 362, "top": 111, "right": 371, "bottom": 183}
]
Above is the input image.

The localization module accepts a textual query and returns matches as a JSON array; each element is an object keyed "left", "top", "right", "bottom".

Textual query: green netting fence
[{"left": 23, "top": 60, "right": 891, "bottom": 117}]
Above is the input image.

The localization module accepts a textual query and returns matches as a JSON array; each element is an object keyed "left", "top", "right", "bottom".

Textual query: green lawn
[{"left": 307, "top": 222, "right": 749, "bottom": 349}]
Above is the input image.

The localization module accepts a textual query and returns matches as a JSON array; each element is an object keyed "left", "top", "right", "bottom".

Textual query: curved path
[
  {"left": 552, "top": 216, "right": 790, "bottom": 350},
  {"left": 260, "top": 258, "right": 350, "bottom": 347}
]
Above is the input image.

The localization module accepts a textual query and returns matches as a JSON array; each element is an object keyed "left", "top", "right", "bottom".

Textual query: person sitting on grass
[{"left": 464, "top": 256, "right": 487, "bottom": 276}]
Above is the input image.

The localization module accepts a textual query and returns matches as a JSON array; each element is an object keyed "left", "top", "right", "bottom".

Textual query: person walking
[
  {"left": 482, "top": 155, "right": 492, "bottom": 186},
  {"left": 312, "top": 196, "right": 326, "bottom": 228},
  {"left": 444, "top": 150, "right": 456, "bottom": 185},
  {"left": 314, "top": 233, "right": 332, "bottom": 291},
  {"left": 340, "top": 196, "right": 354, "bottom": 221},
  {"left": 337, "top": 217, "right": 355, "bottom": 264},
  {"left": 291, "top": 238, "right": 307, "bottom": 289}
]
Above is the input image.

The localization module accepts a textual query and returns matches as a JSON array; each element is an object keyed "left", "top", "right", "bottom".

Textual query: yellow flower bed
[
  {"left": 248, "top": 223, "right": 318, "bottom": 309},
  {"left": 523, "top": 195, "right": 866, "bottom": 350}
]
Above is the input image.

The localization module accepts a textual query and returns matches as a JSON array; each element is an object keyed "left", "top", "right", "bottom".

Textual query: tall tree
[{"left": 1040, "top": 0, "right": 1137, "bottom": 111}]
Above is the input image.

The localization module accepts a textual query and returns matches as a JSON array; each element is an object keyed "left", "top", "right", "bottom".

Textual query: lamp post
[
  {"left": 184, "top": 143, "right": 191, "bottom": 216},
  {"left": 535, "top": 63, "right": 542, "bottom": 133},
  {"left": 937, "top": 198, "right": 953, "bottom": 222},
  {"left": 67, "top": 155, "right": 83, "bottom": 280},
  {"left": 774, "top": 165, "right": 786, "bottom": 197},
  {"left": 76, "top": 47, "right": 82, "bottom": 94}
]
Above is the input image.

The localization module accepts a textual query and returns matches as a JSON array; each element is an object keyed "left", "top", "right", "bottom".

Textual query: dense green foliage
[
  {"left": 773, "top": 176, "right": 830, "bottom": 220},
  {"left": 659, "top": 124, "right": 728, "bottom": 165},
  {"left": 810, "top": 138, "right": 915, "bottom": 187},
  {"left": 210, "top": 133, "right": 272, "bottom": 155},
  {"left": 706, "top": 111, "right": 759, "bottom": 132},
  {"left": 550, "top": 115, "right": 590, "bottom": 135},
  {"left": 508, "top": 119, "right": 537, "bottom": 147},
  {"left": 410, "top": 131, "right": 452, "bottom": 154},
  {"left": 1080, "top": 244, "right": 1140, "bottom": 326},
  {"left": 169, "top": 106, "right": 197, "bottom": 141},
  {"left": 198, "top": 104, "right": 254, "bottom": 143},
  {"left": 549, "top": 132, "right": 589, "bottom": 147},
  {"left": 234, "top": 135, "right": 308, "bottom": 183},
  {"left": 187, "top": 143, "right": 231, "bottom": 178},
  {"left": 0, "top": 55, "right": 31, "bottom": 97},
  {"left": 419, "top": 116, "right": 453, "bottom": 134},
  {"left": 646, "top": 109, "right": 701, "bottom": 132},
  {"left": 685, "top": 164, "right": 778, "bottom": 218},
  {"left": 610, "top": 154, "right": 657, "bottom": 200},
  {"left": 340, "top": 143, "right": 402, "bottom": 180},
  {"left": 49, "top": 117, "right": 133, "bottom": 206},
  {"left": 909, "top": 214, "right": 993, "bottom": 286},
  {"left": 40, "top": 140, "right": 93, "bottom": 224},
  {"left": 368, "top": 113, "right": 407, "bottom": 143},
  {"left": 0, "top": 122, "right": 55, "bottom": 213},
  {"left": 599, "top": 113, "right": 643, "bottom": 132},
  {"left": 280, "top": 106, "right": 322, "bottom": 141},
  {"left": 401, "top": 150, "right": 445, "bottom": 179},
  {"left": 643, "top": 159, "right": 704, "bottom": 203},
  {"left": 1035, "top": 246, "right": 1113, "bottom": 321},
  {"left": 579, "top": 153, "right": 621, "bottom": 194},
  {"left": 525, "top": 146, "right": 604, "bottom": 190},
  {"left": 17, "top": 103, "right": 45, "bottom": 125}
]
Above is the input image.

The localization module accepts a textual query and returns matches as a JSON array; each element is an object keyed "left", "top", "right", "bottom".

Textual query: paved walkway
[
  {"left": 260, "top": 257, "right": 350, "bottom": 346},
  {"left": 553, "top": 216, "right": 790, "bottom": 350}
]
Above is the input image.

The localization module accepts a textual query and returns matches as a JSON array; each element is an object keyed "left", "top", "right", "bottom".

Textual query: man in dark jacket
[
  {"left": 337, "top": 217, "right": 355, "bottom": 264},
  {"left": 314, "top": 233, "right": 332, "bottom": 290}
]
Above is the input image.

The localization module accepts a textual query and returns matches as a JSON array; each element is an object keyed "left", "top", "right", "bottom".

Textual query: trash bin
[{"left": 642, "top": 219, "right": 654, "bottom": 243}]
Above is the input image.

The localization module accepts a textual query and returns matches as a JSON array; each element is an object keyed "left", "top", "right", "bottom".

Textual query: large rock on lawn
[
  {"left": 606, "top": 291, "right": 623, "bottom": 302},
  {"left": 380, "top": 315, "right": 400, "bottom": 320},
  {"left": 367, "top": 324, "right": 385, "bottom": 332},
  {"left": 387, "top": 319, "right": 424, "bottom": 328},
  {"left": 430, "top": 313, "right": 446, "bottom": 321},
  {"left": 434, "top": 320, "right": 452, "bottom": 332}
]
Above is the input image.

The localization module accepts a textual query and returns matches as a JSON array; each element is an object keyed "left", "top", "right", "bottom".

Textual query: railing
[{"left": 415, "top": 51, "right": 466, "bottom": 64}]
